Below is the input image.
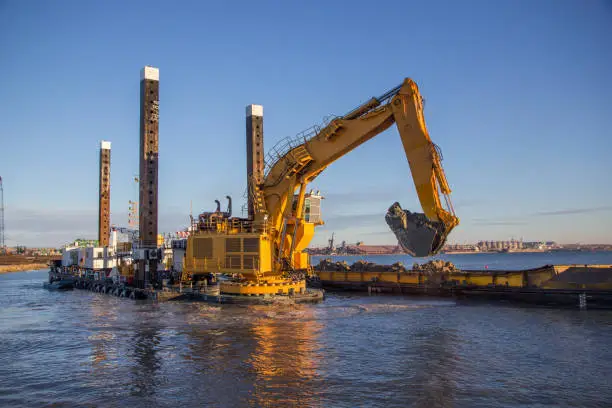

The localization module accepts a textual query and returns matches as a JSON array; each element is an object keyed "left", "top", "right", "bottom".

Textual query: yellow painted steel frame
[
  {"left": 183, "top": 232, "right": 272, "bottom": 280},
  {"left": 185, "top": 78, "right": 458, "bottom": 297},
  {"left": 182, "top": 227, "right": 306, "bottom": 295},
  {"left": 220, "top": 280, "right": 306, "bottom": 296},
  {"left": 318, "top": 270, "right": 515, "bottom": 287},
  {"left": 318, "top": 265, "right": 612, "bottom": 290},
  {"left": 260, "top": 78, "right": 459, "bottom": 275}
]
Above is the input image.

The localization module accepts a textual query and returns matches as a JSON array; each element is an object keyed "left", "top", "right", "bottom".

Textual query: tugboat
[{"left": 44, "top": 260, "right": 74, "bottom": 291}]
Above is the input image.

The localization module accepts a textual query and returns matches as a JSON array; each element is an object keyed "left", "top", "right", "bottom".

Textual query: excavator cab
[{"left": 385, "top": 202, "right": 448, "bottom": 257}]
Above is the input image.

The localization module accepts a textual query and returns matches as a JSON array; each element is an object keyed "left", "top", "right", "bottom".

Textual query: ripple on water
[{"left": 2, "top": 271, "right": 612, "bottom": 407}]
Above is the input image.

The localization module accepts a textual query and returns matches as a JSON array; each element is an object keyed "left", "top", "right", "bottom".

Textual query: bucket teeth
[{"left": 385, "top": 202, "right": 448, "bottom": 257}]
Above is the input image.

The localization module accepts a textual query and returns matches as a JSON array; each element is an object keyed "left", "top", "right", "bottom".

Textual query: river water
[{"left": 1, "top": 252, "right": 612, "bottom": 407}]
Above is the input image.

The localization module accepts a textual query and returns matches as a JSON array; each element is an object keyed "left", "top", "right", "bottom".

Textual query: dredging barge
[
  {"left": 49, "top": 257, "right": 612, "bottom": 309},
  {"left": 313, "top": 259, "right": 612, "bottom": 309},
  {"left": 49, "top": 66, "right": 611, "bottom": 309}
]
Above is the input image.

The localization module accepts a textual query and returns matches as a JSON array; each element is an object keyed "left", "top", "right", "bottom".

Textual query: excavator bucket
[{"left": 385, "top": 202, "right": 449, "bottom": 257}]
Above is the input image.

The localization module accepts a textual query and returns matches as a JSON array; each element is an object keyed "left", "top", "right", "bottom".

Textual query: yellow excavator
[{"left": 183, "top": 78, "right": 459, "bottom": 297}]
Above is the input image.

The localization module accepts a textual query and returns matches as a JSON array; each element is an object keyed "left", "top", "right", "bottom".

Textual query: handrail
[
  {"left": 262, "top": 82, "right": 403, "bottom": 178},
  {"left": 263, "top": 125, "right": 321, "bottom": 177},
  {"left": 192, "top": 217, "right": 271, "bottom": 235}
]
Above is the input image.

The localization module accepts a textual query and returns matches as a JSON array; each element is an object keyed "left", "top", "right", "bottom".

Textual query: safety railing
[
  {"left": 165, "top": 280, "right": 220, "bottom": 296},
  {"left": 191, "top": 217, "right": 271, "bottom": 235},
  {"left": 263, "top": 124, "right": 323, "bottom": 177}
]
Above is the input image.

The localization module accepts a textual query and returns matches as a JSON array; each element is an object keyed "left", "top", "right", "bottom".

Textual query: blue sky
[{"left": 1, "top": 0, "right": 611, "bottom": 247}]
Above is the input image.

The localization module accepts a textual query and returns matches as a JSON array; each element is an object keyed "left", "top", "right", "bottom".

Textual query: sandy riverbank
[{"left": 0, "top": 264, "right": 48, "bottom": 274}]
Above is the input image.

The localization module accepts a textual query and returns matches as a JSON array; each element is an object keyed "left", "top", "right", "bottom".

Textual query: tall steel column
[
  {"left": 137, "top": 66, "right": 159, "bottom": 288},
  {"left": 98, "top": 141, "right": 111, "bottom": 247},
  {"left": 246, "top": 104, "right": 264, "bottom": 219}
]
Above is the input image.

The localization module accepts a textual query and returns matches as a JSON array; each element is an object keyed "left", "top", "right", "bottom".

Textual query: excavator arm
[{"left": 259, "top": 78, "right": 459, "bottom": 267}]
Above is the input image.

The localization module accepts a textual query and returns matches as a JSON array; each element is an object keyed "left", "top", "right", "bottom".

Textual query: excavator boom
[
  {"left": 384, "top": 79, "right": 459, "bottom": 256},
  {"left": 182, "top": 77, "right": 459, "bottom": 296},
  {"left": 260, "top": 78, "right": 459, "bottom": 260}
]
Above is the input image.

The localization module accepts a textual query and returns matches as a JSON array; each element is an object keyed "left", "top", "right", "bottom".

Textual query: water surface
[{"left": 1, "top": 252, "right": 611, "bottom": 407}]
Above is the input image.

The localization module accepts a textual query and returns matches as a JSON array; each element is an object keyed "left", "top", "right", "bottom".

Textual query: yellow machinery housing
[
  {"left": 183, "top": 216, "right": 306, "bottom": 295},
  {"left": 183, "top": 78, "right": 459, "bottom": 296}
]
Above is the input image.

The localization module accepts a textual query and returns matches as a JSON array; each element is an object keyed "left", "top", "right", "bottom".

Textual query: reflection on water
[
  {"left": 171, "top": 305, "right": 324, "bottom": 406},
  {"left": 1, "top": 270, "right": 612, "bottom": 407},
  {"left": 407, "top": 327, "right": 457, "bottom": 408},
  {"left": 130, "top": 322, "right": 162, "bottom": 397},
  {"left": 246, "top": 308, "right": 323, "bottom": 407},
  {"left": 88, "top": 299, "right": 119, "bottom": 368}
]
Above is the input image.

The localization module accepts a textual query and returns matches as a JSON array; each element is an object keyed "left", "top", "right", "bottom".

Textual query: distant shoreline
[
  {"left": 0, "top": 264, "right": 48, "bottom": 274},
  {"left": 311, "top": 249, "right": 611, "bottom": 257},
  {"left": 441, "top": 250, "right": 548, "bottom": 255}
]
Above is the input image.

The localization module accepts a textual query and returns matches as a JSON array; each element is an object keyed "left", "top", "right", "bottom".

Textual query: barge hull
[
  {"left": 317, "top": 280, "right": 612, "bottom": 309},
  {"left": 53, "top": 272, "right": 324, "bottom": 304},
  {"left": 315, "top": 263, "right": 612, "bottom": 309}
]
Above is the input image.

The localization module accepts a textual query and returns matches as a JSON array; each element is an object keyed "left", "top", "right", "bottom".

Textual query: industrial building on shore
[{"left": 306, "top": 236, "right": 572, "bottom": 256}]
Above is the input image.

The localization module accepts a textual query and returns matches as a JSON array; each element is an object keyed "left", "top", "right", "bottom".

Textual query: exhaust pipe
[{"left": 225, "top": 196, "right": 232, "bottom": 218}]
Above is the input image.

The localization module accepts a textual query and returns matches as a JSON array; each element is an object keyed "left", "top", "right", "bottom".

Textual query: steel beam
[
  {"left": 137, "top": 66, "right": 159, "bottom": 288},
  {"left": 246, "top": 104, "right": 264, "bottom": 219},
  {"left": 98, "top": 141, "right": 111, "bottom": 247}
]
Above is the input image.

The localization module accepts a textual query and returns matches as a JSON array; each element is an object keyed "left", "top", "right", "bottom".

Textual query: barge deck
[{"left": 313, "top": 261, "right": 612, "bottom": 309}]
